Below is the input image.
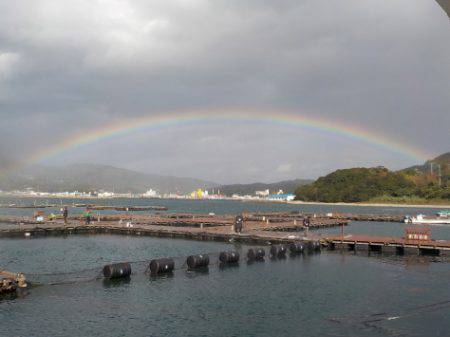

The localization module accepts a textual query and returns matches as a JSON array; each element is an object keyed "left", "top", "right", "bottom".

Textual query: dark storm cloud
[{"left": 0, "top": 0, "right": 449, "bottom": 181}]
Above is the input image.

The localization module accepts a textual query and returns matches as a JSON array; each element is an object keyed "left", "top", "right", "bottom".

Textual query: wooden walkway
[
  {"left": 1, "top": 212, "right": 450, "bottom": 256},
  {"left": 326, "top": 234, "right": 450, "bottom": 253},
  {"left": 0, "top": 212, "right": 346, "bottom": 231},
  {"left": 243, "top": 212, "right": 405, "bottom": 222},
  {"left": 0, "top": 220, "right": 311, "bottom": 245}
]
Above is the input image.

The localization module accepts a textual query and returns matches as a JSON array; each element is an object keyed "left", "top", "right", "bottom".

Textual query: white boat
[{"left": 404, "top": 211, "right": 450, "bottom": 224}]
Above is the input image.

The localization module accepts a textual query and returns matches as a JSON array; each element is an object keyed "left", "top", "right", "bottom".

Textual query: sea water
[{"left": 1, "top": 199, "right": 449, "bottom": 336}]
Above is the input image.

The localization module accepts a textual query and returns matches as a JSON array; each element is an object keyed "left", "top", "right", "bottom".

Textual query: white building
[
  {"left": 142, "top": 189, "right": 159, "bottom": 198},
  {"left": 255, "top": 189, "right": 270, "bottom": 197}
]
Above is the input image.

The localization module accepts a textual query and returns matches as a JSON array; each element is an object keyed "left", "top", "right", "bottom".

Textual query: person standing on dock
[
  {"left": 234, "top": 215, "right": 243, "bottom": 233},
  {"left": 303, "top": 216, "right": 310, "bottom": 237},
  {"left": 62, "top": 207, "right": 68, "bottom": 225},
  {"left": 84, "top": 209, "right": 92, "bottom": 225}
]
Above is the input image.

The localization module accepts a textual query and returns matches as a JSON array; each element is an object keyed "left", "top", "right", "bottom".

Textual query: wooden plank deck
[
  {"left": 2, "top": 213, "right": 450, "bottom": 252},
  {"left": 326, "top": 234, "right": 450, "bottom": 250}
]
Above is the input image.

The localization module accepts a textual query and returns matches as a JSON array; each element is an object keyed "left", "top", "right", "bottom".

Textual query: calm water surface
[
  {"left": 1, "top": 199, "right": 450, "bottom": 336},
  {"left": 0, "top": 197, "right": 445, "bottom": 217}
]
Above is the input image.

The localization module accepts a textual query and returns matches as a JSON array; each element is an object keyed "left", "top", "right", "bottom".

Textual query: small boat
[
  {"left": 405, "top": 211, "right": 450, "bottom": 224},
  {"left": 437, "top": 210, "right": 450, "bottom": 218}
]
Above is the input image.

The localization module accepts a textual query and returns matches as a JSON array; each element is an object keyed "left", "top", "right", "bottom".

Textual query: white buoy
[{"left": 24, "top": 232, "right": 31, "bottom": 237}]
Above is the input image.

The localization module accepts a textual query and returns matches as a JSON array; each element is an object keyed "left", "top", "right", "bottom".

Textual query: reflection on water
[
  {"left": 246, "top": 259, "right": 265, "bottom": 266},
  {"left": 218, "top": 262, "right": 239, "bottom": 270},
  {"left": 0, "top": 292, "right": 17, "bottom": 302},
  {"left": 0, "top": 196, "right": 444, "bottom": 218},
  {"left": 149, "top": 272, "right": 174, "bottom": 281},
  {"left": 185, "top": 267, "right": 210, "bottom": 278},
  {"left": 102, "top": 277, "right": 131, "bottom": 288}
]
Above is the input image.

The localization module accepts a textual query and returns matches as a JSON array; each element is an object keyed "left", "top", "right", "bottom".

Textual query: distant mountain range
[
  {"left": 4, "top": 152, "right": 447, "bottom": 199},
  {"left": 216, "top": 179, "right": 312, "bottom": 196},
  {"left": 0, "top": 163, "right": 311, "bottom": 195},
  {"left": 0, "top": 164, "right": 217, "bottom": 194}
]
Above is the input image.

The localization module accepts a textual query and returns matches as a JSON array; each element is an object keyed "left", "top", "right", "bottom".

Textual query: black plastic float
[
  {"left": 247, "top": 248, "right": 265, "bottom": 261},
  {"left": 316, "top": 241, "right": 322, "bottom": 250},
  {"left": 149, "top": 258, "right": 175, "bottom": 274},
  {"left": 186, "top": 254, "right": 210, "bottom": 269},
  {"left": 289, "top": 242, "right": 305, "bottom": 254},
  {"left": 270, "top": 244, "right": 287, "bottom": 258},
  {"left": 305, "top": 241, "right": 321, "bottom": 253},
  {"left": 103, "top": 262, "right": 132, "bottom": 279},
  {"left": 219, "top": 251, "right": 240, "bottom": 264},
  {"left": 312, "top": 241, "right": 321, "bottom": 251}
]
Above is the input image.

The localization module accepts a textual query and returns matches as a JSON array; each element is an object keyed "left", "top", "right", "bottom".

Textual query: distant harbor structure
[
  {"left": 267, "top": 193, "right": 296, "bottom": 202},
  {"left": 0, "top": 186, "right": 299, "bottom": 203}
]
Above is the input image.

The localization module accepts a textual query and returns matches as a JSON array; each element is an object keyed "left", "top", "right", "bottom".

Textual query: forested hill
[
  {"left": 295, "top": 153, "right": 450, "bottom": 203},
  {"left": 403, "top": 152, "right": 450, "bottom": 176}
]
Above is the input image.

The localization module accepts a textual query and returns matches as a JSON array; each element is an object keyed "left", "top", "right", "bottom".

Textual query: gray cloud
[{"left": 0, "top": 0, "right": 449, "bottom": 182}]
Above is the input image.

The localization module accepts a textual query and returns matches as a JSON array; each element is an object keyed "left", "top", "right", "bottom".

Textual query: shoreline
[
  {"left": 287, "top": 200, "right": 450, "bottom": 209},
  {"left": 0, "top": 194, "right": 448, "bottom": 209}
]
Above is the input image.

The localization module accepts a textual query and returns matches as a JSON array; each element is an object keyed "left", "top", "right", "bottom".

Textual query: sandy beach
[{"left": 287, "top": 200, "right": 450, "bottom": 209}]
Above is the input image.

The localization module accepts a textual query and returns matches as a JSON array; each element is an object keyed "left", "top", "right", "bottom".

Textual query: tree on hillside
[{"left": 295, "top": 167, "right": 416, "bottom": 202}]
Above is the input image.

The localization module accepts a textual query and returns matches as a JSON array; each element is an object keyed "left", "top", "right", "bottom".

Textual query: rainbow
[{"left": 14, "top": 109, "right": 430, "bottom": 171}]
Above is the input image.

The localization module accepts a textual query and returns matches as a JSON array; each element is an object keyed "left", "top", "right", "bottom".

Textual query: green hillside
[{"left": 295, "top": 153, "right": 450, "bottom": 203}]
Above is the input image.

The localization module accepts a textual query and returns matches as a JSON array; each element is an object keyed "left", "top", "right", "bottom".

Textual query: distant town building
[
  {"left": 190, "top": 189, "right": 208, "bottom": 199},
  {"left": 98, "top": 191, "right": 115, "bottom": 198},
  {"left": 255, "top": 189, "right": 270, "bottom": 197},
  {"left": 267, "top": 193, "right": 295, "bottom": 202},
  {"left": 142, "top": 189, "right": 159, "bottom": 198}
]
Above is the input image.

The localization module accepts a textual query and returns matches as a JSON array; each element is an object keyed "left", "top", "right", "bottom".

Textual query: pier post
[
  {"left": 368, "top": 243, "right": 382, "bottom": 254},
  {"left": 355, "top": 243, "right": 369, "bottom": 253},
  {"left": 403, "top": 246, "right": 420, "bottom": 255},
  {"left": 381, "top": 245, "right": 397, "bottom": 255}
]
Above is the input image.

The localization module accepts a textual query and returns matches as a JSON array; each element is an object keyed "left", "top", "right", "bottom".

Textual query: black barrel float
[
  {"left": 289, "top": 242, "right": 305, "bottom": 254},
  {"left": 270, "top": 244, "right": 287, "bottom": 258},
  {"left": 103, "top": 262, "right": 132, "bottom": 279},
  {"left": 311, "top": 241, "right": 321, "bottom": 251},
  {"left": 149, "top": 258, "right": 175, "bottom": 274},
  {"left": 186, "top": 254, "right": 209, "bottom": 269},
  {"left": 219, "top": 251, "right": 240, "bottom": 264},
  {"left": 306, "top": 240, "right": 321, "bottom": 253},
  {"left": 247, "top": 248, "right": 265, "bottom": 261},
  {"left": 311, "top": 241, "right": 321, "bottom": 252}
]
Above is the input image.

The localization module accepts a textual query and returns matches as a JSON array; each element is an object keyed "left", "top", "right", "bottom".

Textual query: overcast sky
[{"left": 0, "top": 0, "right": 449, "bottom": 183}]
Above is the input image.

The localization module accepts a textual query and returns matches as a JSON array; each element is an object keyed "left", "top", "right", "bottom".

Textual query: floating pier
[
  {"left": 326, "top": 213, "right": 405, "bottom": 222},
  {"left": 0, "top": 204, "right": 168, "bottom": 211},
  {"left": 326, "top": 234, "right": 450, "bottom": 256},
  {"left": 1, "top": 212, "right": 449, "bottom": 258},
  {"left": 244, "top": 211, "right": 405, "bottom": 223},
  {"left": 260, "top": 219, "right": 348, "bottom": 232},
  {"left": 86, "top": 205, "right": 168, "bottom": 211},
  {"left": 0, "top": 204, "right": 54, "bottom": 209}
]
